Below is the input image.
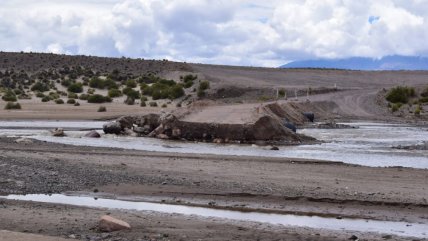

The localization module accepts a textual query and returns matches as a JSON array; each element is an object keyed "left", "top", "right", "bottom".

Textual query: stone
[
  {"left": 349, "top": 235, "right": 359, "bottom": 240},
  {"left": 15, "top": 138, "right": 33, "bottom": 144},
  {"left": 103, "top": 122, "right": 122, "bottom": 135},
  {"left": 213, "top": 138, "right": 224, "bottom": 144},
  {"left": 98, "top": 215, "right": 131, "bottom": 232},
  {"left": 84, "top": 130, "right": 101, "bottom": 138},
  {"left": 270, "top": 146, "right": 279, "bottom": 150},
  {"left": 157, "top": 134, "right": 169, "bottom": 139},
  {"left": 51, "top": 128, "right": 66, "bottom": 137}
]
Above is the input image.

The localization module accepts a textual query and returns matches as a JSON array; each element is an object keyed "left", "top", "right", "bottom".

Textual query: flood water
[
  {"left": 1, "top": 194, "right": 426, "bottom": 239},
  {"left": 0, "top": 121, "right": 427, "bottom": 169}
]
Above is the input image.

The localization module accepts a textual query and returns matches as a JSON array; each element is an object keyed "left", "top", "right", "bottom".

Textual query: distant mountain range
[{"left": 281, "top": 55, "right": 428, "bottom": 70}]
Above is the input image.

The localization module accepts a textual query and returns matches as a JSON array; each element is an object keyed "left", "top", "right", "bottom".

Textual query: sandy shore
[{"left": 0, "top": 137, "right": 427, "bottom": 240}]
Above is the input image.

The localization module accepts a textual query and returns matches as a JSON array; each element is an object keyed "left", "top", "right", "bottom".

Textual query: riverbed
[{"left": 1, "top": 121, "right": 427, "bottom": 168}]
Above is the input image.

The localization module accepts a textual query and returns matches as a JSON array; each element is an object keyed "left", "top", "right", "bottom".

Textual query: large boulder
[
  {"left": 84, "top": 130, "right": 101, "bottom": 138},
  {"left": 117, "top": 116, "right": 136, "bottom": 130},
  {"left": 103, "top": 122, "right": 122, "bottom": 135},
  {"left": 98, "top": 215, "right": 131, "bottom": 232}
]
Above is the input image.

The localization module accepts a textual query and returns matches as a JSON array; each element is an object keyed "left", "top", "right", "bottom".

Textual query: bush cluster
[
  {"left": 67, "top": 83, "right": 83, "bottom": 93},
  {"left": 89, "top": 77, "right": 118, "bottom": 89},
  {"left": 142, "top": 80, "right": 184, "bottom": 100},
  {"left": 4, "top": 102, "right": 21, "bottom": 110},
  {"left": 87, "top": 94, "right": 112, "bottom": 103},
  {"left": 386, "top": 86, "right": 415, "bottom": 104}
]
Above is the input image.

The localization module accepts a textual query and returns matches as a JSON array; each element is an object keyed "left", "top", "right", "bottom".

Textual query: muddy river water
[{"left": 0, "top": 121, "right": 427, "bottom": 169}]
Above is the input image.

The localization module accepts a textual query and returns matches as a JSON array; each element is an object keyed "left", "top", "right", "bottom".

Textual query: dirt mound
[{"left": 263, "top": 103, "right": 308, "bottom": 125}]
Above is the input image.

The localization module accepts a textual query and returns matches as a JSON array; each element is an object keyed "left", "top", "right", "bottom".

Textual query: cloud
[{"left": 1, "top": 0, "right": 428, "bottom": 66}]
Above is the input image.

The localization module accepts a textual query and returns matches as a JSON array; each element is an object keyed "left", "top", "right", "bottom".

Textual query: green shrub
[
  {"left": 140, "top": 101, "right": 146, "bottom": 107},
  {"left": 108, "top": 88, "right": 122, "bottom": 98},
  {"left": 2, "top": 90, "right": 17, "bottom": 101},
  {"left": 68, "top": 92, "right": 78, "bottom": 99},
  {"left": 41, "top": 96, "right": 51, "bottom": 102},
  {"left": 55, "top": 99, "right": 64, "bottom": 104},
  {"left": 36, "top": 92, "right": 45, "bottom": 98},
  {"left": 278, "top": 89, "right": 286, "bottom": 97},
  {"left": 74, "top": 102, "right": 80, "bottom": 106},
  {"left": 104, "top": 79, "right": 118, "bottom": 89},
  {"left": 48, "top": 92, "right": 60, "bottom": 100},
  {"left": 149, "top": 101, "right": 158, "bottom": 107},
  {"left": 87, "top": 88, "right": 95, "bottom": 94},
  {"left": 126, "top": 79, "right": 137, "bottom": 88},
  {"left": 13, "top": 89, "right": 22, "bottom": 95},
  {"left": 124, "top": 97, "right": 135, "bottom": 105},
  {"left": 125, "top": 89, "right": 141, "bottom": 99},
  {"left": 31, "top": 82, "right": 50, "bottom": 92},
  {"left": 161, "top": 103, "right": 167, "bottom": 108},
  {"left": 4, "top": 102, "right": 21, "bottom": 110},
  {"left": 391, "top": 103, "right": 402, "bottom": 112},
  {"left": 419, "top": 97, "right": 428, "bottom": 103},
  {"left": 87, "top": 94, "right": 112, "bottom": 103},
  {"left": 168, "top": 85, "right": 185, "bottom": 99},
  {"left": 79, "top": 94, "right": 89, "bottom": 100},
  {"left": 97, "top": 106, "right": 107, "bottom": 112},
  {"left": 415, "top": 105, "right": 421, "bottom": 115},
  {"left": 67, "top": 83, "right": 83, "bottom": 93},
  {"left": 386, "top": 86, "right": 415, "bottom": 104},
  {"left": 199, "top": 80, "right": 210, "bottom": 91},
  {"left": 67, "top": 99, "right": 76, "bottom": 104},
  {"left": 140, "top": 96, "right": 148, "bottom": 102},
  {"left": 89, "top": 77, "right": 105, "bottom": 89},
  {"left": 197, "top": 89, "right": 205, "bottom": 98}
]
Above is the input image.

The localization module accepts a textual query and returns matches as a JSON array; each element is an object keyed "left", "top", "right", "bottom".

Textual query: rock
[
  {"left": 348, "top": 235, "right": 359, "bottom": 240},
  {"left": 51, "top": 128, "right": 66, "bottom": 137},
  {"left": 117, "top": 116, "right": 135, "bottom": 130},
  {"left": 103, "top": 122, "right": 122, "bottom": 135},
  {"left": 171, "top": 127, "right": 181, "bottom": 138},
  {"left": 157, "top": 134, "right": 169, "bottom": 139},
  {"left": 98, "top": 215, "right": 131, "bottom": 232},
  {"left": 283, "top": 122, "right": 297, "bottom": 132},
  {"left": 302, "top": 112, "right": 315, "bottom": 122},
  {"left": 270, "top": 146, "right": 279, "bottom": 150},
  {"left": 213, "top": 138, "right": 224, "bottom": 144},
  {"left": 84, "top": 130, "right": 101, "bottom": 138},
  {"left": 15, "top": 138, "right": 33, "bottom": 144}
]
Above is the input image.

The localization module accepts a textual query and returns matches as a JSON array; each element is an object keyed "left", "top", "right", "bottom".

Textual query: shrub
[
  {"left": 176, "top": 102, "right": 182, "bottom": 107},
  {"left": 391, "top": 103, "right": 402, "bottom": 112},
  {"left": 87, "top": 88, "right": 95, "bottom": 94},
  {"left": 149, "top": 101, "right": 158, "bottom": 107},
  {"left": 125, "top": 89, "right": 141, "bottom": 99},
  {"left": 49, "top": 92, "right": 60, "bottom": 100},
  {"left": 36, "top": 92, "right": 45, "bottom": 98},
  {"left": 104, "top": 78, "right": 118, "bottom": 89},
  {"left": 415, "top": 105, "right": 421, "bottom": 115},
  {"left": 386, "top": 86, "right": 415, "bottom": 104},
  {"left": 199, "top": 80, "right": 210, "bottom": 91},
  {"left": 108, "top": 88, "right": 122, "bottom": 98},
  {"left": 41, "top": 96, "right": 51, "bottom": 102},
  {"left": 161, "top": 103, "right": 167, "bottom": 108},
  {"left": 67, "top": 99, "right": 76, "bottom": 104},
  {"left": 67, "top": 83, "right": 83, "bottom": 93},
  {"left": 419, "top": 97, "right": 428, "bottom": 103},
  {"left": 168, "top": 85, "right": 185, "bottom": 99},
  {"left": 74, "top": 102, "right": 80, "bottom": 106},
  {"left": 97, "top": 106, "right": 107, "bottom": 112},
  {"left": 126, "top": 79, "right": 137, "bottom": 88},
  {"left": 55, "top": 99, "right": 64, "bottom": 104},
  {"left": 87, "top": 94, "right": 112, "bottom": 103},
  {"left": 13, "top": 89, "right": 22, "bottom": 95},
  {"left": 4, "top": 102, "right": 21, "bottom": 110},
  {"left": 2, "top": 90, "right": 17, "bottom": 101},
  {"left": 68, "top": 92, "right": 78, "bottom": 99},
  {"left": 124, "top": 96, "right": 135, "bottom": 105},
  {"left": 140, "top": 101, "right": 146, "bottom": 107},
  {"left": 79, "top": 94, "right": 89, "bottom": 100},
  {"left": 31, "top": 82, "right": 50, "bottom": 92},
  {"left": 89, "top": 77, "right": 105, "bottom": 89},
  {"left": 197, "top": 89, "right": 205, "bottom": 98},
  {"left": 140, "top": 96, "right": 148, "bottom": 102},
  {"left": 278, "top": 89, "right": 286, "bottom": 97}
]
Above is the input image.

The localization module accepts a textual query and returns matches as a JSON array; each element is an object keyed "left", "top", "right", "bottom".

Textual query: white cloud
[{"left": 1, "top": 0, "right": 428, "bottom": 66}]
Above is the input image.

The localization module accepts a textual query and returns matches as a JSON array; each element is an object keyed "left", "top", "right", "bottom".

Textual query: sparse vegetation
[
  {"left": 2, "top": 89, "right": 17, "bottom": 101},
  {"left": 149, "top": 101, "right": 158, "bottom": 107}
]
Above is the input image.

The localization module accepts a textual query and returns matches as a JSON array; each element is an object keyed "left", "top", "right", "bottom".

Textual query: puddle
[
  {"left": 1, "top": 121, "right": 428, "bottom": 168},
  {"left": 1, "top": 194, "right": 427, "bottom": 238}
]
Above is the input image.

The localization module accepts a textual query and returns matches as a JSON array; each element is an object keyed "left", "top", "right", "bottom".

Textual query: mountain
[{"left": 281, "top": 55, "right": 428, "bottom": 70}]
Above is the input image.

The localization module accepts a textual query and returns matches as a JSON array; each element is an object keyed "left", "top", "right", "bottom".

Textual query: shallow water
[
  {"left": 1, "top": 194, "right": 426, "bottom": 238},
  {"left": 0, "top": 121, "right": 427, "bottom": 168}
]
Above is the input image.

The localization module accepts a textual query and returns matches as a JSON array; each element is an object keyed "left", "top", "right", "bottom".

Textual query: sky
[{"left": 1, "top": 0, "right": 428, "bottom": 67}]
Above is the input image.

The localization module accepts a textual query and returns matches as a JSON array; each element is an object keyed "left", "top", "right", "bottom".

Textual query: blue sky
[{"left": 1, "top": 0, "right": 428, "bottom": 67}]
